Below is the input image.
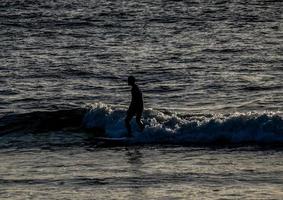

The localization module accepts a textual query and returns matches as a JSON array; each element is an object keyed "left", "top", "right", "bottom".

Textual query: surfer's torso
[{"left": 129, "top": 84, "right": 143, "bottom": 112}]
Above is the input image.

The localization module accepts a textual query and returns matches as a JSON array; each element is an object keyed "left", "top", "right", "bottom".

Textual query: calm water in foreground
[{"left": 0, "top": 146, "right": 282, "bottom": 200}]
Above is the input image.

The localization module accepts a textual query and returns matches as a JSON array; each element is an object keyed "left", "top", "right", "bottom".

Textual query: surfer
[{"left": 125, "top": 76, "right": 145, "bottom": 137}]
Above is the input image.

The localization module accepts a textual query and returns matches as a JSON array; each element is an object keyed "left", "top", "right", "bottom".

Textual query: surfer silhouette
[{"left": 125, "top": 76, "right": 145, "bottom": 137}]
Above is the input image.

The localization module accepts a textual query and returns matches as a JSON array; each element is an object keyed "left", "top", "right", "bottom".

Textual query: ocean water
[
  {"left": 0, "top": 0, "right": 283, "bottom": 199},
  {"left": 0, "top": 147, "right": 283, "bottom": 200}
]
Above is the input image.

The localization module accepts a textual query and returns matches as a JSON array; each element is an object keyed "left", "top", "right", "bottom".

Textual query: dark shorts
[{"left": 126, "top": 106, "right": 143, "bottom": 120}]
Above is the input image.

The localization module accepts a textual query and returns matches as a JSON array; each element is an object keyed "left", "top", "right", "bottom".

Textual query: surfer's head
[{"left": 127, "top": 76, "right": 135, "bottom": 86}]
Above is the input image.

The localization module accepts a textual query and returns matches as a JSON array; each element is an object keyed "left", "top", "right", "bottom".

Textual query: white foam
[{"left": 83, "top": 103, "right": 283, "bottom": 144}]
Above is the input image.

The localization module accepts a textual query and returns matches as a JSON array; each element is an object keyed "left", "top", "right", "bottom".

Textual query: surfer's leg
[
  {"left": 136, "top": 112, "right": 145, "bottom": 132},
  {"left": 125, "top": 111, "right": 134, "bottom": 136}
]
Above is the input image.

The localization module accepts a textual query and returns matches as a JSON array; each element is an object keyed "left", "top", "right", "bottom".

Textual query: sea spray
[
  {"left": 82, "top": 103, "right": 283, "bottom": 144},
  {"left": 0, "top": 103, "right": 282, "bottom": 146}
]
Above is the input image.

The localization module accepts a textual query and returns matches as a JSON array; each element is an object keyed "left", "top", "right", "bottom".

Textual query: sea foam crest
[{"left": 83, "top": 103, "right": 283, "bottom": 144}]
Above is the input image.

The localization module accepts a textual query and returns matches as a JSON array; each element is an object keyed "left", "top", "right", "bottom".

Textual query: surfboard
[{"left": 94, "top": 137, "right": 133, "bottom": 145}]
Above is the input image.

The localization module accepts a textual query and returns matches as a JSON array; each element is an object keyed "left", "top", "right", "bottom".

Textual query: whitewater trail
[
  {"left": 0, "top": 103, "right": 282, "bottom": 147},
  {"left": 83, "top": 103, "right": 283, "bottom": 145}
]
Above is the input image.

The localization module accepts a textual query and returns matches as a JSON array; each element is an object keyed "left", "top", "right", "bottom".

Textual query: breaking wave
[
  {"left": 0, "top": 103, "right": 283, "bottom": 147},
  {"left": 83, "top": 103, "right": 283, "bottom": 145}
]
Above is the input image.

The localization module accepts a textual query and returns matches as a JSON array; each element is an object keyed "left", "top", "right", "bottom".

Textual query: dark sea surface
[
  {"left": 0, "top": 0, "right": 283, "bottom": 199},
  {"left": 0, "top": 0, "right": 282, "bottom": 114}
]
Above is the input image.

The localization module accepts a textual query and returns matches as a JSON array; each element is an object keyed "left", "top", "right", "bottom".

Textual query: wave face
[
  {"left": 0, "top": 103, "right": 283, "bottom": 146},
  {"left": 83, "top": 104, "right": 283, "bottom": 145}
]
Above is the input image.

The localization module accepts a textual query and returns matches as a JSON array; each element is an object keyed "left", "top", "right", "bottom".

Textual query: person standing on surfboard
[{"left": 125, "top": 76, "right": 145, "bottom": 137}]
